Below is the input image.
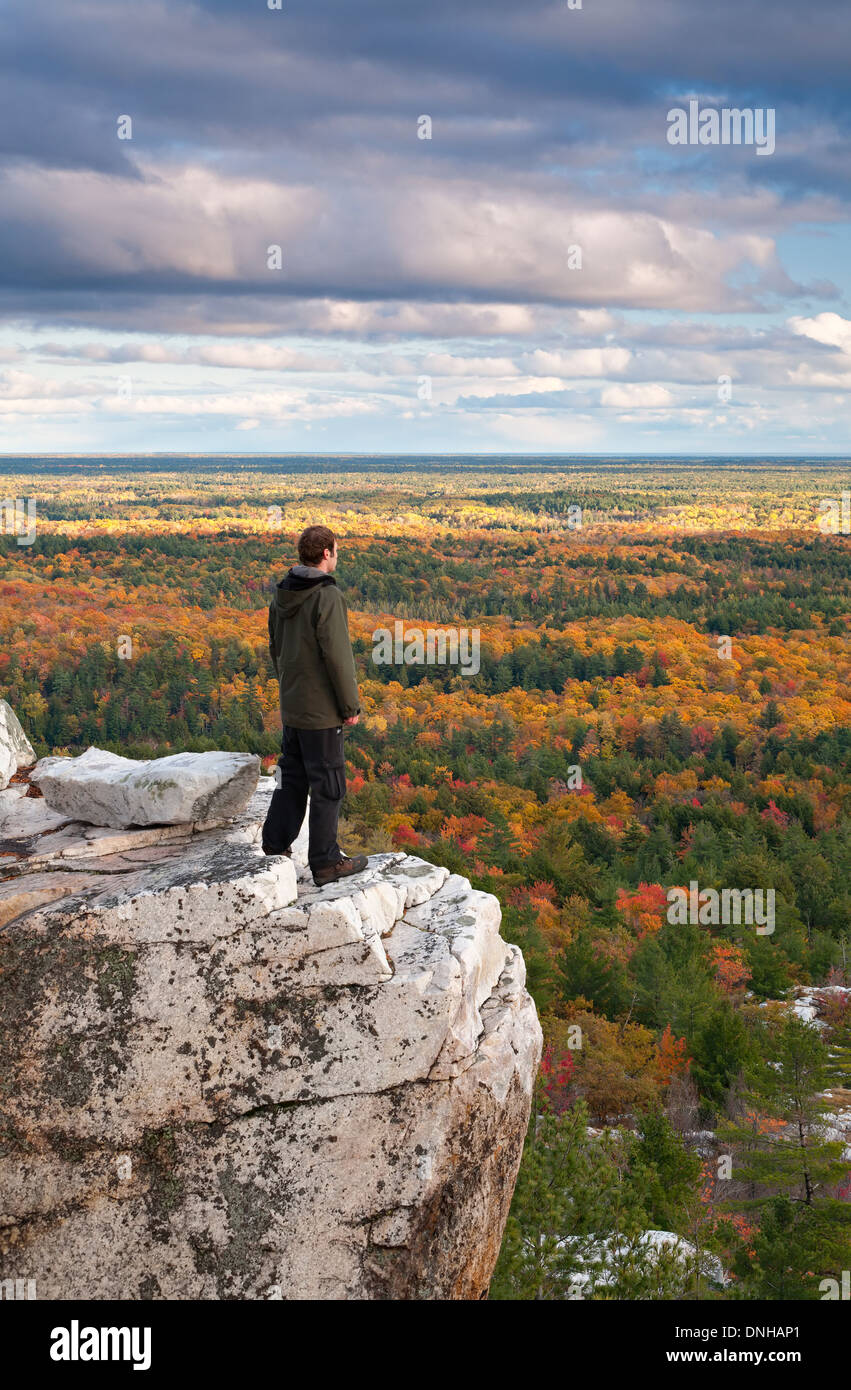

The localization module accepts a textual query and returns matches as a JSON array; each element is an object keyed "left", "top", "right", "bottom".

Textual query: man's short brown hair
[{"left": 297, "top": 524, "right": 336, "bottom": 566}]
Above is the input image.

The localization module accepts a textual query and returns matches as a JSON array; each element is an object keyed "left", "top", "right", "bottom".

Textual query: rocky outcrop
[
  {"left": 0, "top": 700, "right": 35, "bottom": 791},
  {"left": 0, "top": 777, "right": 541, "bottom": 1300},
  {"left": 30, "top": 747, "right": 260, "bottom": 829}
]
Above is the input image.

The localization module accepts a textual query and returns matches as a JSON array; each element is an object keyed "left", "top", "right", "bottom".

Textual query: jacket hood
[{"left": 272, "top": 567, "right": 336, "bottom": 617}]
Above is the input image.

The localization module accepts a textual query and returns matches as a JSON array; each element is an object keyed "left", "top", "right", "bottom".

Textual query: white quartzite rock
[
  {"left": 30, "top": 746, "right": 260, "bottom": 829},
  {"left": 0, "top": 781, "right": 542, "bottom": 1300},
  {"left": 0, "top": 700, "right": 35, "bottom": 790}
]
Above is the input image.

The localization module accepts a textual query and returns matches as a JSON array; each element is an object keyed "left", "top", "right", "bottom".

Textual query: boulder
[
  {"left": 30, "top": 747, "right": 260, "bottom": 829},
  {"left": 0, "top": 700, "right": 35, "bottom": 791},
  {"left": 0, "top": 779, "right": 542, "bottom": 1299}
]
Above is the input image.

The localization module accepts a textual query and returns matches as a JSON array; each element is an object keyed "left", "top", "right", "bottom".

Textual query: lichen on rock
[{"left": 0, "top": 775, "right": 542, "bottom": 1300}]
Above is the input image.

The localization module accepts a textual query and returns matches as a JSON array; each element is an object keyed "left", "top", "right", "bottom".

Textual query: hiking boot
[
  {"left": 312, "top": 853, "right": 368, "bottom": 888},
  {"left": 262, "top": 843, "right": 293, "bottom": 858}
]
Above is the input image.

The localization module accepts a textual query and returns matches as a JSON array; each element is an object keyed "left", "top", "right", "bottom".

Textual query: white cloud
[
  {"left": 0, "top": 369, "right": 102, "bottom": 401},
  {"left": 419, "top": 353, "right": 520, "bottom": 378},
  {"left": 41, "top": 341, "right": 344, "bottom": 371},
  {"left": 600, "top": 383, "right": 674, "bottom": 408},
  {"left": 789, "top": 312, "right": 851, "bottom": 354},
  {"left": 523, "top": 347, "right": 632, "bottom": 377},
  {"left": 0, "top": 397, "right": 95, "bottom": 415},
  {"left": 100, "top": 390, "right": 380, "bottom": 422},
  {"left": 485, "top": 412, "right": 602, "bottom": 447}
]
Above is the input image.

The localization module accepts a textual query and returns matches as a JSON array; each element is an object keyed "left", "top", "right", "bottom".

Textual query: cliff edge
[{"left": 0, "top": 775, "right": 542, "bottom": 1300}]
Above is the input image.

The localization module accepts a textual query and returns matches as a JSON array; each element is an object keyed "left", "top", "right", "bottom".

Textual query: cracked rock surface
[
  {"left": 0, "top": 700, "right": 35, "bottom": 792},
  {"left": 0, "top": 778, "right": 542, "bottom": 1300}
]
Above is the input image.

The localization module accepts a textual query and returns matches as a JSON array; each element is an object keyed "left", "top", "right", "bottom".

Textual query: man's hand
[{"left": 344, "top": 714, "right": 360, "bottom": 725}]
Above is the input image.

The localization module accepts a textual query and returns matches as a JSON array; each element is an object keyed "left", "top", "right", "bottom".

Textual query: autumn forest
[{"left": 2, "top": 454, "right": 850, "bottom": 1300}]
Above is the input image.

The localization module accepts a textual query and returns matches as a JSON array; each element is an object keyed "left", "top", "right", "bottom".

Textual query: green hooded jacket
[{"left": 268, "top": 568, "right": 361, "bottom": 729}]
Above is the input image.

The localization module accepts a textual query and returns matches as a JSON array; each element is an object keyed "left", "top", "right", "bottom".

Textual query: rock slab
[
  {"left": 30, "top": 747, "right": 260, "bottom": 829},
  {"left": 0, "top": 701, "right": 35, "bottom": 791},
  {"left": 0, "top": 780, "right": 542, "bottom": 1299}
]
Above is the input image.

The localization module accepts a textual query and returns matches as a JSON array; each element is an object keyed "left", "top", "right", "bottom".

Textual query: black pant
[{"left": 263, "top": 725, "right": 347, "bottom": 872}]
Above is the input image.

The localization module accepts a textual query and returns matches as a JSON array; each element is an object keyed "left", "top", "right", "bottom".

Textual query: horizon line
[{"left": 0, "top": 452, "right": 849, "bottom": 462}]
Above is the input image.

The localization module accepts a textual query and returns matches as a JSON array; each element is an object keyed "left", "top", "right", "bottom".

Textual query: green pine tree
[{"left": 719, "top": 1014, "right": 851, "bottom": 1299}]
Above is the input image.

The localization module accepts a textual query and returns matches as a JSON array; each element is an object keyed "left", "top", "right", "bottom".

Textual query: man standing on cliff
[{"left": 263, "top": 524, "right": 368, "bottom": 887}]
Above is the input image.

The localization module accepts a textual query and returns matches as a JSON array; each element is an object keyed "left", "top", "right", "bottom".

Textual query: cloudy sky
[{"left": 1, "top": 0, "right": 850, "bottom": 454}]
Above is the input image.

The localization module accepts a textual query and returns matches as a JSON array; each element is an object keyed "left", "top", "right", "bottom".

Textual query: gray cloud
[
  {"left": 0, "top": 0, "right": 848, "bottom": 316},
  {"left": 1, "top": 0, "right": 849, "bottom": 451}
]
